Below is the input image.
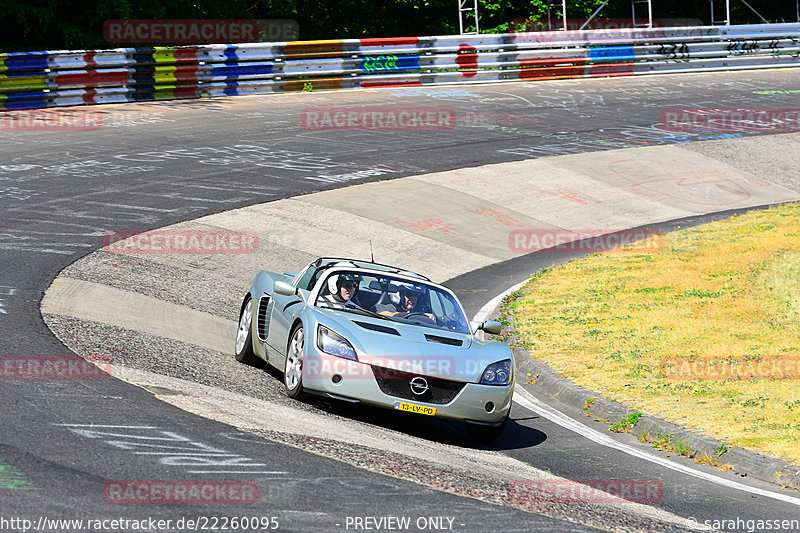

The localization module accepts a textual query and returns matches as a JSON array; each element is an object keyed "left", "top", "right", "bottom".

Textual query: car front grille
[{"left": 371, "top": 366, "right": 465, "bottom": 405}]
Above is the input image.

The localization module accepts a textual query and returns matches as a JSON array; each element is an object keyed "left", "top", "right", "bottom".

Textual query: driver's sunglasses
[{"left": 341, "top": 283, "right": 357, "bottom": 290}]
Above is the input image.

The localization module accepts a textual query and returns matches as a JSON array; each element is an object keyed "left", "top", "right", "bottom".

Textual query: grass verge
[{"left": 505, "top": 203, "right": 800, "bottom": 464}]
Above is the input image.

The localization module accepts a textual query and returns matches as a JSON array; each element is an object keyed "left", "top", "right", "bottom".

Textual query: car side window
[
  {"left": 429, "top": 291, "right": 445, "bottom": 316},
  {"left": 439, "top": 292, "right": 456, "bottom": 317},
  {"left": 295, "top": 266, "right": 319, "bottom": 290},
  {"left": 436, "top": 290, "right": 469, "bottom": 333}
]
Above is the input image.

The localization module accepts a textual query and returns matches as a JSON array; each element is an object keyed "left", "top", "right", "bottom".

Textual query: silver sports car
[{"left": 235, "top": 257, "right": 514, "bottom": 441}]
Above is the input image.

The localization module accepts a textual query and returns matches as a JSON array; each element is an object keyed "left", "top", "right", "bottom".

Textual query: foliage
[
  {"left": 2, "top": 0, "right": 799, "bottom": 51},
  {"left": 609, "top": 411, "right": 642, "bottom": 433},
  {"left": 0, "top": 0, "right": 254, "bottom": 51}
]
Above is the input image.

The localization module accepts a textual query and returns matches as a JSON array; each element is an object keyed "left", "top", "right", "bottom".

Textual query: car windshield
[{"left": 316, "top": 271, "right": 470, "bottom": 334}]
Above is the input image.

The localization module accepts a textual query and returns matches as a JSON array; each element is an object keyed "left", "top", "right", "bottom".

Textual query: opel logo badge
[{"left": 410, "top": 376, "right": 429, "bottom": 396}]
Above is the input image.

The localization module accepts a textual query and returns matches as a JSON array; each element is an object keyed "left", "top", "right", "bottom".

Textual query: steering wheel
[{"left": 402, "top": 311, "right": 435, "bottom": 323}]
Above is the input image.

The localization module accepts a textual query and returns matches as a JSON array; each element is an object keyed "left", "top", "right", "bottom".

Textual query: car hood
[{"left": 310, "top": 308, "right": 511, "bottom": 382}]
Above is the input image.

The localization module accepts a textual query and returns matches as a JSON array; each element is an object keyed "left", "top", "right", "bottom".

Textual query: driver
[
  {"left": 377, "top": 283, "right": 433, "bottom": 320},
  {"left": 320, "top": 273, "right": 360, "bottom": 306}
]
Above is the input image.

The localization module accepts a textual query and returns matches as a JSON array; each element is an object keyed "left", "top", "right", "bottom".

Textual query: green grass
[
  {"left": 609, "top": 412, "right": 642, "bottom": 433},
  {"left": 757, "top": 251, "right": 800, "bottom": 320}
]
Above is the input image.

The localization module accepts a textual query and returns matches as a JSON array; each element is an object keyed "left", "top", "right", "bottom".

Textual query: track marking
[{"left": 473, "top": 280, "right": 526, "bottom": 324}]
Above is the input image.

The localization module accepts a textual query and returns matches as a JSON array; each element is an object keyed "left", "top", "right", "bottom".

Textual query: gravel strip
[
  {"left": 59, "top": 251, "right": 242, "bottom": 321},
  {"left": 44, "top": 313, "right": 288, "bottom": 404}
]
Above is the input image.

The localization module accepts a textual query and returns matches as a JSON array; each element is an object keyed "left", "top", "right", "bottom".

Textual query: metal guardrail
[{"left": 1, "top": 23, "right": 798, "bottom": 111}]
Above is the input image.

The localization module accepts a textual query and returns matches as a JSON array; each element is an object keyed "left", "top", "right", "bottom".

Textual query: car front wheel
[
  {"left": 234, "top": 296, "right": 258, "bottom": 365},
  {"left": 284, "top": 325, "right": 307, "bottom": 399}
]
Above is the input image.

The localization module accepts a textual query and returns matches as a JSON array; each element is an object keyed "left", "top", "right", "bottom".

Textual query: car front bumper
[{"left": 302, "top": 352, "right": 513, "bottom": 424}]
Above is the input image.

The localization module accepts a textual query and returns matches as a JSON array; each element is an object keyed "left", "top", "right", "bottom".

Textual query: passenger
[{"left": 320, "top": 273, "right": 359, "bottom": 306}]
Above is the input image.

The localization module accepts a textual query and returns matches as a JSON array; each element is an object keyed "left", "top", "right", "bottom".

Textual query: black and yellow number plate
[{"left": 394, "top": 401, "right": 436, "bottom": 416}]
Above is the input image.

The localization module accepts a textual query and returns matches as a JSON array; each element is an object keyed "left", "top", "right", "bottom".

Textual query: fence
[{"left": 1, "top": 23, "right": 798, "bottom": 110}]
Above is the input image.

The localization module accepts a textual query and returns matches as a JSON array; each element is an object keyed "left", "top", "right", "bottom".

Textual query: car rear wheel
[
  {"left": 465, "top": 414, "right": 508, "bottom": 443},
  {"left": 284, "top": 325, "right": 307, "bottom": 399},
  {"left": 234, "top": 296, "right": 258, "bottom": 365}
]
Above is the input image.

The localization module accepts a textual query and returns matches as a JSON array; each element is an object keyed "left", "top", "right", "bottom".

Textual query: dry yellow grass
[{"left": 507, "top": 203, "right": 800, "bottom": 464}]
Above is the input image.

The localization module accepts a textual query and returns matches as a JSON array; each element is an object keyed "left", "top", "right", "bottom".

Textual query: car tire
[
  {"left": 284, "top": 324, "right": 307, "bottom": 400},
  {"left": 234, "top": 296, "right": 258, "bottom": 365},
  {"left": 465, "top": 414, "right": 508, "bottom": 443}
]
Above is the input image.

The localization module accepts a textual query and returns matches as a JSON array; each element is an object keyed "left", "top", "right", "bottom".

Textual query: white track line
[
  {"left": 475, "top": 283, "right": 800, "bottom": 507},
  {"left": 514, "top": 386, "right": 800, "bottom": 507},
  {"left": 473, "top": 280, "right": 526, "bottom": 324}
]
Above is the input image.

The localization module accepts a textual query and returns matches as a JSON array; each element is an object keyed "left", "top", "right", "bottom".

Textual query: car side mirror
[
  {"left": 273, "top": 280, "right": 298, "bottom": 296},
  {"left": 473, "top": 320, "right": 502, "bottom": 335}
]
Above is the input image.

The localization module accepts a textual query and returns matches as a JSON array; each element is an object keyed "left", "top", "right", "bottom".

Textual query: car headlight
[
  {"left": 480, "top": 359, "right": 512, "bottom": 385},
  {"left": 317, "top": 325, "right": 358, "bottom": 361}
]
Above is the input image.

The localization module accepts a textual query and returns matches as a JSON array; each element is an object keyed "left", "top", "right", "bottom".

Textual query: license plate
[{"left": 394, "top": 401, "right": 436, "bottom": 416}]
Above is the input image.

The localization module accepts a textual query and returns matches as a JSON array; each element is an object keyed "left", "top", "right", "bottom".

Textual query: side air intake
[
  {"left": 353, "top": 321, "right": 401, "bottom": 336},
  {"left": 256, "top": 296, "right": 271, "bottom": 341},
  {"left": 424, "top": 334, "right": 463, "bottom": 346}
]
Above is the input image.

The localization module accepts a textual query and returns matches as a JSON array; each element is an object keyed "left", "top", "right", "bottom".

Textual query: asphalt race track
[{"left": 2, "top": 69, "right": 800, "bottom": 532}]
